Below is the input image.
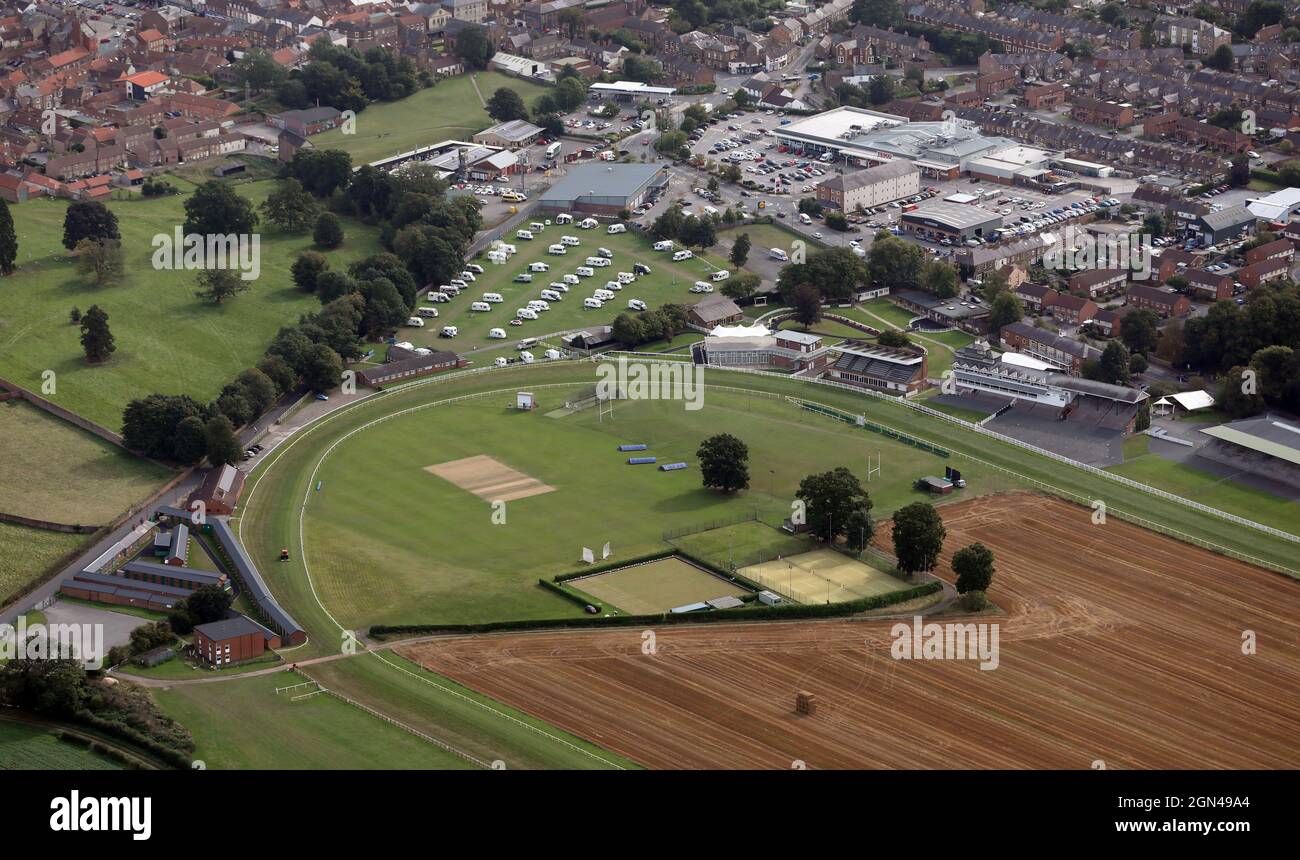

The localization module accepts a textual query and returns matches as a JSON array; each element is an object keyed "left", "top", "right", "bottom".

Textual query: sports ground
[
  {"left": 402, "top": 492, "right": 1300, "bottom": 769},
  {"left": 569, "top": 557, "right": 748, "bottom": 614}
]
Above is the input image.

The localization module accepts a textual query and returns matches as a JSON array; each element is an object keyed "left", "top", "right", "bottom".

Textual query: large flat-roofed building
[
  {"left": 700, "top": 328, "right": 829, "bottom": 371},
  {"left": 901, "top": 201, "right": 1002, "bottom": 242},
  {"left": 538, "top": 162, "right": 668, "bottom": 216},
  {"left": 472, "top": 119, "right": 543, "bottom": 150},
  {"left": 776, "top": 107, "right": 1025, "bottom": 179},
  {"left": 821, "top": 340, "right": 928, "bottom": 394},
  {"left": 1197, "top": 414, "right": 1300, "bottom": 489},
  {"left": 965, "top": 144, "right": 1056, "bottom": 184},
  {"left": 893, "top": 289, "right": 991, "bottom": 333},
  {"left": 815, "top": 159, "right": 920, "bottom": 211}
]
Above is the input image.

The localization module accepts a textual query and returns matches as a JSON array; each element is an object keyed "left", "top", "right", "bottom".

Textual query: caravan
[
  {"left": 529, "top": 261, "right": 550, "bottom": 272},
  {"left": 711, "top": 269, "right": 731, "bottom": 281},
  {"left": 513, "top": 273, "right": 533, "bottom": 283},
  {"left": 562, "top": 273, "right": 580, "bottom": 285},
  {"left": 561, "top": 235, "right": 581, "bottom": 246},
  {"left": 406, "top": 316, "right": 425, "bottom": 327},
  {"left": 482, "top": 292, "right": 504, "bottom": 303},
  {"left": 520, "top": 351, "right": 535, "bottom": 363},
  {"left": 548, "top": 244, "right": 567, "bottom": 255},
  {"left": 607, "top": 223, "right": 626, "bottom": 234},
  {"left": 672, "top": 249, "right": 694, "bottom": 261},
  {"left": 539, "top": 289, "right": 562, "bottom": 302},
  {"left": 417, "top": 306, "right": 440, "bottom": 318},
  {"left": 440, "top": 326, "right": 458, "bottom": 337},
  {"left": 583, "top": 297, "right": 604, "bottom": 309},
  {"left": 554, "top": 213, "right": 573, "bottom": 224},
  {"left": 586, "top": 256, "right": 610, "bottom": 267},
  {"left": 488, "top": 327, "right": 507, "bottom": 339},
  {"left": 603, "top": 280, "right": 623, "bottom": 291},
  {"left": 529, "top": 222, "right": 546, "bottom": 233},
  {"left": 497, "top": 243, "right": 517, "bottom": 255},
  {"left": 769, "top": 247, "right": 788, "bottom": 261},
  {"left": 515, "top": 229, "right": 534, "bottom": 240},
  {"left": 576, "top": 266, "right": 595, "bottom": 277},
  {"left": 470, "top": 301, "right": 492, "bottom": 312},
  {"left": 549, "top": 281, "right": 570, "bottom": 292},
  {"left": 579, "top": 218, "right": 599, "bottom": 229},
  {"left": 617, "top": 271, "right": 635, "bottom": 284},
  {"left": 459, "top": 271, "right": 476, "bottom": 282},
  {"left": 653, "top": 240, "right": 674, "bottom": 251},
  {"left": 527, "top": 300, "right": 550, "bottom": 312},
  {"left": 517, "top": 307, "right": 539, "bottom": 320},
  {"left": 628, "top": 298, "right": 647, "bottom": 311},
  {"left": 427, "top": 290, "right": 450, "bottom": 303},
  {"left": 594, "top": 289, "right": 616, "bottom": 302}
]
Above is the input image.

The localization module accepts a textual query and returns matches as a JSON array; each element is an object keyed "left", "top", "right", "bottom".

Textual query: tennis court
[
  {"left": 737, "top": 548, "right": 908, "bottom": 605},
  {"left": 571, "top": 557, "right": 748, "bottom": 615}
]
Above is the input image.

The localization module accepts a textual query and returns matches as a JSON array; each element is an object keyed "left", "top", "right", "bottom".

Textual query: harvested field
[
  {"left": 424, "top": 454, "right": 554, "bottom": 502},
  {"left": 402, "top": 492, "right": 1300, "bottom": 769}
]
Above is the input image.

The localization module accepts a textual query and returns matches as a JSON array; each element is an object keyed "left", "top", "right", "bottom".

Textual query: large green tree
[
  {"left": 183, "top": 181, "right": 258, "bottom": 237},
  {"left": 62, "top": 201, "right": 120, "bottom": 250},
  {"left": 952, "top": 542, "right": 995, "bottom": 594},
  {"left": 79, "top": 304, "right": 115, "bottom": 363},
  {"left": 204, "top": 414, "right": 242, "bottom": 465},
  {"left": 891, "top": 501, "right": 946, "bottom": 576},
  {"left": 261, "top": 178, "right": 319, "bottom": 233},
  {"left": 697, "top": 433, "right": 750, "bottom": 493},
  {"left": 796, "top": 467, "right": 874, "bottom": 545}
]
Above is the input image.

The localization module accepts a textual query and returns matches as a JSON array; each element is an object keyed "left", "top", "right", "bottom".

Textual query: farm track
[{"left": 401, "top": 492, "right": 1300, "bottom": 769}]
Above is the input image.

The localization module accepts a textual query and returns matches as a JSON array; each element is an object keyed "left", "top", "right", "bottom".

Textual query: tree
[
  {"left": 79, "top": 305, "right": 115, "bottom": 364},
  {"left": 260, "top": 178, "right": 319, "bottom": 233},
  {"left": 486, "top": 87, "right": 528, "bottom": 122},
  {"left": 654, "top": 130, "right": 689, "bottom": 159},
  {"left": 122, "top": 393, "right": 207, "bottom": 460},
  {"left": 1120, "top": 308, "right": 1161, "bottom": 356},
  {"left": 292, "top": 251, "right": 330, "bottom": 293},
  {"left": 952, "top": 543, "right": 995, "bottom": 594},
  {"left": 988, "top": 292, "right": 1024, "bottom": 338},
  {"left": 453, "top": 25, "right": 495, "bottom": 70},
  {"left": 1205, "top": 43, "right": 1234, "bottom": 71},
  {"left": 611, "top": 312, "right": 647, "bottom": 346},
  {"left": 850, "top": 0, "right": 901, "bottom": 27},
  {"left": 69, "top": 307, "right": 81, "bottom": 324},
  {"left": 1141, "top": 213, "right": 1165, "bottom": 239},
  {"left": 1218, "top": 365, "right": 1265, "bottom": 417},
  {"left": 75, "top": 238, "right": 124, "bottom": 287},
  {"left": 204, "top": 414, "right": 242, "bottom": 465},
  {"left": 62, "top": 201, "right": 120, "bottom": 250},
  {"left": 679, "top": 216, "right": 716, "bottom": 250},
  {"left": 891, "top": 501, "right": 946, "bottom": 576},
  {"left": 825, "top": 210, "right": 849, "bottom": 231},
  {"left": 730, "top": 232, "right": 751, "bottom": 268},
  {"left": 696, "top": 433, "right": 750, "bottom": 493},
  {"left": 721, "top": 271, "right": 760, "bottom": 301},
  {"left": 257, "top": 354, "right": 298, "bottom": 394},
  {"left": 791, "top": 283, "right": 822, "bottom": 328},
  {"left": 186, "top": 584, "right": 234, "bottom": 625},
  {"left": 285, "top": 149, "right": 353, "bottom": 198},
  {"left": 301, "top": 343, "right": 343, "bottom": 393},
  {"left": 796, "top": 467, "right": 874, "bottom": 544},
  {"left": 173, "top": 415, "right": 208, "bottom": 464},
  {"left": 919, "top": 259, "right": 959, "bottom": 299},
  {"left": 0, "top": 197, "right": 16, "bottom": 274},
  {"left": 867, "top": 74, "right": 895, "bottom": 106},
  {"left": 314, "top": 212, "right": 344, "bottom": 249},
  {"left": 183, "top": 181, "right": 258, "bottom": 237},
  {"left": 867, "top": 234, "right": 924, "bottom": 290},
  {"left": 877, "top": 329, "right": 911, "bottom": 348},
  {"left": 1096, "top": 340, "right": 1131, "bottom": 385},
  {"left": 194, "top": 268, "right": 250, "bottom": 305},
  {"left": 231, "top": 49, "right": 285, "bottom": 93},
  {"left": 0, "top": 659, "right": 87, "bottom": 716}
]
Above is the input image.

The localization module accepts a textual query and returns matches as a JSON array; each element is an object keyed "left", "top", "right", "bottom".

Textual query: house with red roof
[{"left": 125, "top": 70, "right": 171, "bottom": 100}]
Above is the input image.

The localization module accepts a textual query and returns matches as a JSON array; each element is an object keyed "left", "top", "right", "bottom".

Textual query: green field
[
  {"left": 0, "top": 400, "right": 171, "bottom": 524},
  {"left": 311, "top": 72, "right": 550, "bottom": 165},
  {"left": 0, "top": 721, "right": 127, "bottom": 770},
  {"left": 151, "top": 672, "right": 477, "bottom": 770},
  {"left": 388, "top": 227, "right": 736, "bottom": 353},
  {"left": 0, "top": 182, "right": 383, "bottom": 430},
  {"left": 1107, "top": 451, "right": 1300, "bottom": 534},
  {"left": 573, "top": 557, "right": 748, "bottom": 614},
  {"left": 264, "top": 376, "right": 1017, "bottom": 631},
  {"left": 0, "top": 522, "right": 88, "bottom": 605}
]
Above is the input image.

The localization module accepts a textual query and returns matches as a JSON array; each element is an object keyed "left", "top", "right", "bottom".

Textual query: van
[
  {"left": 517, "top": 338, "right": 538, "bottom": 351},
  {"left": 466, "top": 263, "right": 484, "bottom": 274},
  {"left": 712, "top": 269, "right": 731, "bottom": 282},
  {"left": 604, "top": 280, "right": 623, "bottom": 291},
  {"left": 561, "top": 235, "right": 581, "bottom": 246},
  {"left": 520, "top": 351, "right": 535, "bottom": 363},
  {"left": 459, "top": 271, "right": 476, "bottom": 282},
  {"left": 470, "top": 301, "right": 492, "bottom": 312},
  {"left": 549, "top": 281, "right": 570, "bottom": 292},
  {"left": 583, "top": 297, "right": 603, "bottom": 309},
  {"left": 441, "top": 284, "right": 461, "bottom": 296},
  {"left": 441, "top": 326, "right": 458, "bottom": 337},
  {"left": 417, "top": 306, "right": 440, "bottom": 318},
  {"left": 703, "top": 206, "right": 719, "bottom": 217},
  {"left": 482, "top": 292, "right": 504, "bottom": 303},
  {"left": 596, "top": 248, "right": 613, "bottom": 258},
  {"left": 529, "top": 262, "right": 549, "bottom": 272},
  {"left": 449, "top": 279, "right": 467, "bottom": 289},
  {"left": 513, "top": 273, "right": 533, "bottom": 283},
  {"left": 672, "top": 250, "right": 694, "bottom": 261},
  {"left": 594, "top": 289, "right": 616, "bottom": 301},
  {"left": 540, "top": 289, "right": 562, "bottom": 302},
  {"left": 607, "top": 223, "right": 626, "bottom": 234},
  {"left": 516, "top": 230, "right": 534, "bottom": 241},
  {"left": 427, "top": 291, "right": 449, "bottom": 303},
  {"left": 527, "top": 300, "right": 550, "bottom": 312},
  {"left": 529, "top": 222, "right": 545, "bottom": 233},
  {"left": 628, "top": 298, "right": 647, "bottom": 311},
  {"left": 488, "top": 327, "right": 507, "bottom": 339},
  {"left": 563, "top": 274, "right": 580, "bottom": 285},
  {"left": 406, "top": 316, "right": 425, "bottom": 327},
  {"left": 634, "top": 263, "right": 652, "bottom": 275},
  {"left": 617, "top": 272, "right": 635, "bottom": 284},
  {"left": 501, "top": 191, "right": 526, "bottom": 202},
  {"left": 653, "top": 240, "right": 674, "bottom": 251},
  {"left": 769, "top": 248, "right": 788, "bottom": 261},
  {"left": 548, "top": 244, "right": 567, "bottom": 255},
  {"left": 576, "top": 266, "right": 595, "bottom": 277},
  {"left": 799, "top": 213, "right": 812, "bottom": 225},
  {"left": 516, "top": 308, "right": 539, "bottom": 320}
]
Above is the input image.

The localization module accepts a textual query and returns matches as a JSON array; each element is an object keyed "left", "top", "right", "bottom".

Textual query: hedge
[
  {"left": 538, "top": 577, "right": 602, "bottom": 613},
  {"left": 73, "top": 710, "right": 193, "bottom": 770},
  {"left": 369, "top": 581, "right": 942, "bottom": 639}
]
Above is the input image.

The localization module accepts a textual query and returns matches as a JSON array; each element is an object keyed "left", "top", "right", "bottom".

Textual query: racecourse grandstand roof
[{"left": 1200, "top": 415, "right": 1300, "bottom": 466}]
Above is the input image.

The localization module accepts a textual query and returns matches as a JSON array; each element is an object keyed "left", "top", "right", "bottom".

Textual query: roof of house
[
  {"left": 1068, "top": 268, "right": 1126, "bottom": 287},
  {"left": 193, "top": 614, "right": 277, "bottom": 643},
  {"left": 1127, "top": 283, "right": 1184, "bottom": 304},
  {"left": 125, "top": 70, "right": 169, "bottom": 87},
  {"left": 1053, "top": 293, "right": 1094, "bottom": 311},
  {"left": 1199, "top": 205, "right": 1254, "bottom": 231},
  {"left": 1000, "top": 321, "right": 1098, "bottom": 360},
  {"left": 821, "top": 158, "right": 918, "bottom": 192},
  {"left": 690, "top": 294, "right": 743, "bottom": 324}
]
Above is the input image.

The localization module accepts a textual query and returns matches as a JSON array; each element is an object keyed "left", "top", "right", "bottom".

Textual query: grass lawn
[
  {"left": 0, "top": 523, "right": 87, "bottom": 605},
  {"left": 388, "top": 227, "right": 735, "bottom": 354},
  {"left": 0, "top": 181, "right": 384, "bottom": 430},
  {"left": 0, "top": 400, "right": 172, "bottom": 524},
  {"left": 0, "top": 720, "right": 126, "bottom": 770},
  {"left": 117, "top": 651, "right": 282, "bottom": 681},
  {"left": 301, "top": 653, "right": 639, "bottom": 770},
  {"left": 1107, "top": 452, "right": 1300, "bottom": 534},
  {"left": 672, "top": 519, "right": 811, "bottom": 570},
  {"left": 152, "top": 671, "right": 477, "bottom": 769},
  {"left": 290, "top": 383, "right": 1014, "bottom": 629},
  {"left": 310, "top": 72, "right": 550, "bottom": 165},
  {"left": 852, "top": 299, "right": 918, "bottom": 329}
]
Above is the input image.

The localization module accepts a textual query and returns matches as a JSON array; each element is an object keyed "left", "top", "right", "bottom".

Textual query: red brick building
[
  {"left": 1185, "top": 268, "right": 1234, "bottom": 301},
  {"left": 1237, "top": 258, "right": 1289, "bottom": 289},
  {"left": 1051, "top": 293, "right": 1098, "bottom": 324},
  {"left": 1067, "top": 268, "right": 1127, "bottom": 298},
  {"left": 192, "top": 615, "right": 281, "bottom": 666},
  {"left": 1244, "top": 238, "right": 1294, "bottom": 266},
  {"left": 1126, "top": 283, "right": 1190, "bottom": 317}
]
